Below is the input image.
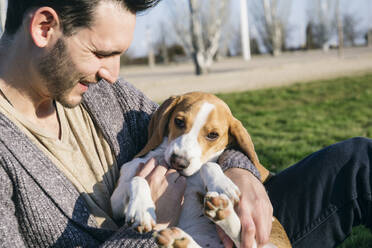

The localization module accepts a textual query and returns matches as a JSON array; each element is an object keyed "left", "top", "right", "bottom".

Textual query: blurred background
[
  {"left": 1, "top": 1, "right": 371, "bottom": 247},
  {"left": 129, "top": 0, "right": 371, "bottom": 59},
  {"left": 1, "top": 0, "right": 371, "bottom": 101},
  {"left": 87, "top": 0, "right": 371, "bottom": 101}
]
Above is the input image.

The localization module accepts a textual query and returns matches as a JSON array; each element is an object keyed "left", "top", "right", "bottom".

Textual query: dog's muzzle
[{"left": 170, "top": 154, "right": 190, "bottom": 171}]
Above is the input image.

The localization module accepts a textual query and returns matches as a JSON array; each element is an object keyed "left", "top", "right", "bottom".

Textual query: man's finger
[
  {"left": 241, "top": 213, "right": 256, "bottom": 248},
  {"left": 216, "top": 226, "right": 234, "bottom": 248},
  {"left": 136, "top": 158, "right": 156, "bottom": 177},
  {"left": 146, "top": 160, "right": 168, "bottom": 180},
  {"left": 165, "top": 169, "right": 182, "bottom": 182},
  {"left": 250, "top": 196, "right": 273, "bottom": 246},
  {"left": 135, "top": 162, "right": 145, "bottom": 175},
  {"left": 253, "top": 211, "right": 272, "bottom": 246}
]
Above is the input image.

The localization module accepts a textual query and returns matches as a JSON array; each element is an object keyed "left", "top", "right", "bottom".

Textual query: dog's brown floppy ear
[
  {"left": 229, "top": 117, "right": 270, "bottom": 183},
  {"left": 136, "top": 95, "right": 182, "bottom": 158}
]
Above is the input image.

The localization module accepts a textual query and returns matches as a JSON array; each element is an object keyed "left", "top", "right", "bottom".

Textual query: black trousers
[{"left": 265, "top": 137, "right": 372, "bottom": 247}]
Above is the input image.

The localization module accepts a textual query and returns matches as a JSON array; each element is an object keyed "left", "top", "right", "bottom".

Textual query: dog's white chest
[{"left": 178, "top": 173, "right": 225, "bottom": 248}]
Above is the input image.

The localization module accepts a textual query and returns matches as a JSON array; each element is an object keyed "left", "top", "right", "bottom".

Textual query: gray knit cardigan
[{"left": 0, "top": 79, "right": 259, "bottom": 248}]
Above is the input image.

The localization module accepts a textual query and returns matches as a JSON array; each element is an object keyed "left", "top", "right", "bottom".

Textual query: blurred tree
[
  {"left": 307, "top": 0, "right": 337, "bottom": 52},
  {"left": 188, "top": 0, "right": 229, "bottom": 75},
  {"left": 263, "top": 0, "right": 282, "bottom": 56},
  {"left": 310, "top": 22, "right": 329, "bottom": 49},
  {"left": 230, "top": 24, "right": 261, "bottom": 56},
  {"left": 342, "top": 13, "right": 362, "bottom": 47},
  {"left": 168, "top": 1, "right": 193, "bottom": 58},
  {"left": 250, "top": 0, "right": 292, "bottom": 56},
  {"left": 166, "top": 44, "right": 186, "bottom": 62},
  {"left": 305, "top": 22, "right": 316, "bottom": 49},
  {"left": 336, "top": 0, "right": 343, "bottom": 57},
  {"left": 154, "top": 22, "right": 170, "bottom": 65},
  {"left": 146, "top": 26, "right": 155, "bottom": 68},
  {"left": 368, "top": 30, "right": 372, "bottom": 47},
  {"left": 168, "top": 0, "right": 230, "bottom": 75}
]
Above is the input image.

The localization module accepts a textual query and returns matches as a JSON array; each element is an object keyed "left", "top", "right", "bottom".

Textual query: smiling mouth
[
  {"left": 79, "top": 81, "right": 90, "bottom": 86},
  {"left": 78, "top": 81, "right": 90, "bottom": 92}
]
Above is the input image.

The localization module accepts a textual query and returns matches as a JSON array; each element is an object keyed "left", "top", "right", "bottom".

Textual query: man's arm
[
  {"left": 0, "top": 161, "right": 27, "bottom": 247},
  {"left": 218, "top": 150, "right": 273, "bottom": 248},
  {"left": 225, "top": 168, "right": 273, "bottom": 248},
  {"left": 100, "top": 224, "right": 157, "bottom": 247},
  {"left": 218, "top": 149, "right": 261, "bottom": 180}
]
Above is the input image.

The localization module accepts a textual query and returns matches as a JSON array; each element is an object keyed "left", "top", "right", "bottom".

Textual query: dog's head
[{"left": 137, "top": 92, "right": 269, "bottom": 181}]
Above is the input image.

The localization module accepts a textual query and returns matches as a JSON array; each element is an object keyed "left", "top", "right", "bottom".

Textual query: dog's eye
[
  {"left": 174, "top": 118, "right": 185, "bottom": 128},
  {"left": 206, "top": 132, "right": 219, "bottom": 141}
]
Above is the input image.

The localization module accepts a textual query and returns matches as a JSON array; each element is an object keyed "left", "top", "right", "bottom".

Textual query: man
[
  {"left": 0, "top": 0, "right": 270, "bottom": 247},
  {"left": 0, "top": 1, "right": 371, "bottom": 248}
]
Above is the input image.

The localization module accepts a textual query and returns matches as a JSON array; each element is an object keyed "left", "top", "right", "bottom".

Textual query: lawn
[{"left": 217, "top": 74, "right": 372, "bottom": 248}]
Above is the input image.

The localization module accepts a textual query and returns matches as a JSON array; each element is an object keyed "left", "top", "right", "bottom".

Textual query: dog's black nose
[{"left": 170, "top": 154, "right": 190, "bottom": 170}]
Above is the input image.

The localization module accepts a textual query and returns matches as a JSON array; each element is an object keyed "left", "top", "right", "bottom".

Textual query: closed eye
[
  {"left": 94, "top": 51, "right": 122, "bottom": 59},
  {"left": 206, "top": 132, "right": 219, "bottom": 141}
]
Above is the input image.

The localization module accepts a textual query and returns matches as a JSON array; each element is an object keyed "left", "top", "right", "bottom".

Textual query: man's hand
[
  {"left": 136, "top": 158, "right": 186, "bottom": 230},
  {"left": 219, "top": 168, "right": 273, "bottom": 248}
]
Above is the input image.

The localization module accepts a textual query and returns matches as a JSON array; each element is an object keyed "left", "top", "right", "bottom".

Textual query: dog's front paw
[
  {"left": 154, "top": 227, "right": 200, "bottom": 248},
  {"left": 207, "top": 178, "right": 240, "bottom": 205},
  {"left": 203, "top": 192, "right": 233, "bottom": 222},
  {"left": 126, "top": 205, "right": 156, "bottom": 233},
  {"left": 125, "top": 177, "right": 156, "bottom": 233},
  {"left": 201, "top": 163, "right": 240, "bottom": 204},
  {"left": 126, "top": 198, "right": 156, "bottom": 233}
]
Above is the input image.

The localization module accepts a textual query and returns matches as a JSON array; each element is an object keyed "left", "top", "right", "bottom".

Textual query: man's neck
[{"left": 0, "top": 36, "right": 61, "bottom": 139}]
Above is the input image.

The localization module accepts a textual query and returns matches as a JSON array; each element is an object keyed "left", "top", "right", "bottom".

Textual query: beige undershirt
[{"left": 0, "top": 96, "right": 119, "bottom": 230}]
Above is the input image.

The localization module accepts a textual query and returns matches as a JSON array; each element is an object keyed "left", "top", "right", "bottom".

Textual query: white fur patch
[
  {"left": 165, "top": 102, "right": 215, "bottom": 176},
  {"left": 111, "top": 139, "right": 168, "bottom": 220},
  {"left": 200, "top": 162, "right": 241, "bottom": 203}
]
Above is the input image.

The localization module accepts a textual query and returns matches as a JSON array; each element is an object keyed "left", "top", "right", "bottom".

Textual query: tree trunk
[
  {"left": 188, "top": 0, "right": 205, "bottom": 75},
  {"left": 368, "top": 30, "right": 372, "bottom": 47},
  {"left": 146, "top": 26, "right": 155, "bottom": 68},
  {"left": 336, "top": 0, "right": 343, "bottom": 57},
  {"left": 262, "top": 0, "right": 283, "bottom": 56},
  {"left": 188, "top": 0, "right": 227, "bottom": 75}
]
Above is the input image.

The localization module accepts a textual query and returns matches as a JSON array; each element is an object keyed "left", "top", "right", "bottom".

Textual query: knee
[
  {"left": 335, "top": 137, "right": 372, "bottom": 163},
  {"left": 344, "top": 137, "right": 372, "bottom": 151}
]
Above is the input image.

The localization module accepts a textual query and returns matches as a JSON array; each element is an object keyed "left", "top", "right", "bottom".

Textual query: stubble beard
[{"left": 37, "top": 38, "right": 85, "bottom": 108}]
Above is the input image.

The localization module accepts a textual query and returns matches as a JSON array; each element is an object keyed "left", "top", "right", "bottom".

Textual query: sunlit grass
[{"left": 217, "top": 74, "right": 372, "bottom": 247}]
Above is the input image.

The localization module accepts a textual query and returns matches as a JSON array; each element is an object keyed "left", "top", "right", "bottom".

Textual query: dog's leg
[
  {"left": 200, "top": 162, "right": 241, "bottom": 204},
  {"left": 111, "top": 158, "right": 147, "bottom": 220},
  {"left": 201, "top": 163, "right": 278, "bottom": 248},
  {"left": 204, "top": 192, "right": 279, "bottom": 248},
  {"left": 111, "top": 140, "right": 170, "bottom": 232},
  {"left": 154, "top": 227, "right": 201, "bottom": 248},
  {"left": 125, "top": 176, "right": 156, "bottom": 233},
  {"left": 203, "top": 192, "right": 242, "bottom": 247},
  {"left": 203, "top": 192, "right": 277, "bottom": 248},
  {"left": 111, "top": 159, "right": 157, "bottom": 233}
]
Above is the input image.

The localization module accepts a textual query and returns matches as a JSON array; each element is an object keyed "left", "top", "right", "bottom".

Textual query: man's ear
[{"left": 29, "top": 7, "right": 61, "bottom": 48}]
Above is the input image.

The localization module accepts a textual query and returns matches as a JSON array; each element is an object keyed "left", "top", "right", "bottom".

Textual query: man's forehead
[{"left": 83, "top": 1, "right": 136, "bottom": 53}]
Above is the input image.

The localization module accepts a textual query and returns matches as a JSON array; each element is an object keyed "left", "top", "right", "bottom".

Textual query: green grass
[{"left": 216, "top": 74, "right": 372, "bottom": 248}]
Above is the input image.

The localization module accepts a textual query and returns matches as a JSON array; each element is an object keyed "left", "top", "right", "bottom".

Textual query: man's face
[{"left": 37, "top": 1, "right": 136, "bottom": 108}]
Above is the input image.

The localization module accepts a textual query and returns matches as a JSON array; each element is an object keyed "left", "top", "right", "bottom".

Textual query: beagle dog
[{"left": 110, "top": 92, "right": 291, "bottom": 248}]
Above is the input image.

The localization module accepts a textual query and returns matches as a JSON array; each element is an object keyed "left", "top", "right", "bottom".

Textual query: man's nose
[{"left": 98, "top": 56, "right": 120, "bottom": 84}]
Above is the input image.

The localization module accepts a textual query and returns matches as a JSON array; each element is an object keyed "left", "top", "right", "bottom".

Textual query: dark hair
[{"left": 4, "top": 0, "right": 161, "bottom": 36}]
